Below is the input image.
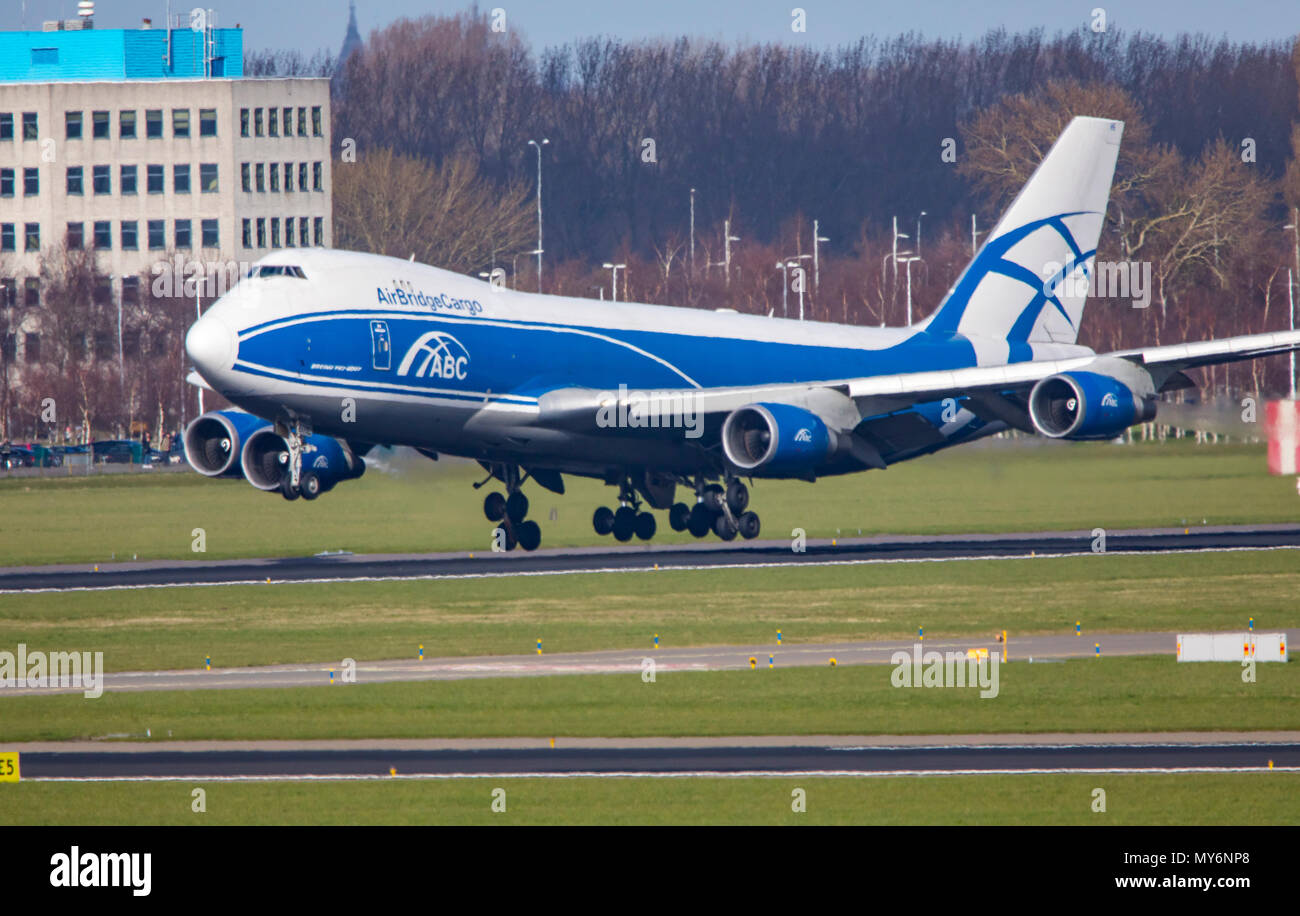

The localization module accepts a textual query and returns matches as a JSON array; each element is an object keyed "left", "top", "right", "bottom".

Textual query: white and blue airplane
[{"left": 184, "top": 116, "right": 1300, "bottom": 550}]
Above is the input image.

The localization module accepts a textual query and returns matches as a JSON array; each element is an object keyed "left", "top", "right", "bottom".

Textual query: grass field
[
  {"left": 3, "top": 772, "right": 1296, "bottom": 825},
  {"left": 1, "top": 550, "right": 1295, "bottom": 673},
  {"left": 1, "top": 440, "right": 1296, "bottom": 566},
  {"left": 3, "top": 657, "right": 1296, "bottom": 742}
]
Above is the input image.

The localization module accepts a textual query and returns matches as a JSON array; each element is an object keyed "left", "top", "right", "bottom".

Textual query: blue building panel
[{"left": 0, "top": 28, "right": 243, "bottom": 82}]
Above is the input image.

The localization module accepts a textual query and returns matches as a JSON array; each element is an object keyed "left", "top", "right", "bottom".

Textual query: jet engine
[
  {"left": 1028, "top": 361, "right": 1157, "bottom": 440},
  {"left": 183, "top": 410, "right": 272, "bottom": 478},
  {"left": 721, "top": 403, "right": 833, "bottom": 474},
  {"left": 240, "top": 428, "right": 366, "bottom": 494}
]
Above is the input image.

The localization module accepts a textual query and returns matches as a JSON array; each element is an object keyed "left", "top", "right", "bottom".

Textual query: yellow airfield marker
[{"left": 829, "top": 657, "right": 837, "bottom": 667}]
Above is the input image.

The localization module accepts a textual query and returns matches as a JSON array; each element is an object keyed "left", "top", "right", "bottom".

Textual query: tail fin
[{"left": 920, "top": 116, "right": 1122, "bottom": 361}]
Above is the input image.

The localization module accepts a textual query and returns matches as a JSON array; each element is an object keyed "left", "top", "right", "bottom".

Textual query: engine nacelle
[
  {"left": 1029, "top": 366, "right": 1157, "bottom": 440},
  {"left": 183, "top": 410, "right": 272, "bottom": 478},
  {"left": 241, "top": 428, "right": 366, "bottom": 492},
  {"left": 722, "top": 402, "right": 832, "bottom": 474}
]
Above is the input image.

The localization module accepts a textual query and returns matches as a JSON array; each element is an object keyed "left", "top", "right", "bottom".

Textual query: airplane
[{"left": 183, "top": 116, "right": 1300, "bottom": 551}]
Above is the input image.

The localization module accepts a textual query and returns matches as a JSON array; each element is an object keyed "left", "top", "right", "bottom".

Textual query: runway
[
  {"left": 7, "top": 629, "right": 1280, "bottom": 695},
  {"left": 16, "top": 740, "right": 1300, "bottom": 780},
  {"left": 2, "top": 523, "right": 1298, "bottom": 593}
]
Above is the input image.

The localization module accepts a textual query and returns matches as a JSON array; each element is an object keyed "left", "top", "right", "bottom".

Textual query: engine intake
[
  {"left": 240, "top": 428, "right": 365, "bottom": 492},
  {"left": 722, "top": 403, "right": 832, "bottom": 474},
  {"left": 183, "top": 410, "right": 271, "bottom": 478}
]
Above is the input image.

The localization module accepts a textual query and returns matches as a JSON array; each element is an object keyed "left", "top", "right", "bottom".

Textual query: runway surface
[
  {"left": 17, "top": 741, "right": 1300, "bottom": 779},
  {"left": 2, "top": 523, "right": 1298, "bottom": 593},
  {"left": 9, "top": 629, "right": 1281, "bottom": 695}
]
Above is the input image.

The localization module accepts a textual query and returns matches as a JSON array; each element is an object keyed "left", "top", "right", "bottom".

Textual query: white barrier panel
[{"left": 1177, "top": 633, "right": 1288, "bottom": 662}]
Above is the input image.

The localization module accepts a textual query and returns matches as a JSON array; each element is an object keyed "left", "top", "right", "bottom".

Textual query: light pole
[
  {"left": 723, "top": 219, "right": 739, "bottom": 286},
  {"left": 785, "top": 254, "right": 811, "bottom": 320},
  {"left": 891, "top": 216, "right": 909, "bottom": 288},
  {"left": 602, "top": 263, "right": 625, "bottom": 302},
  {"left": 775, "top": 261, "right": 789, "bottom": 318},
  {"left": 527, "top": 138, "right": 549, "bottom": 293},
  {"left": 1286, "top": 217, "right": 1299, "bottom": 400},
  {"left": 971, "top": 213, "right": 984, "bottom": 256},
  {"left": 689, "top": 188, "right": 696, "bottom": 276},
  {"left": 813, "top": 219, "right": 829, "bottom": 292},
  {"left": 916, "top": 210, "right": 927, "bottom": 259},
  {"left": 902, "top": 255, "right": 921, "bottom": 325}
]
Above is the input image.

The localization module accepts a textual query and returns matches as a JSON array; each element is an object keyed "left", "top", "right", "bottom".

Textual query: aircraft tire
[
  {"left": 506, "top": 491, "right": 529, "bottom": 524},
  {"left": 593, "top": 506, "right": 615, "bottom": 535},
  {"left": 725, "top": 480, "right": 749, "bottom": 514},
  {"left": 634, "top": 511, "right": 657, "bottom": 541},
  {"left": 668, "top": 502, "right": 691, "bottom": 531},
  {"left": 613, "top": 506, "right": 637, "bottom": 542},
  {"left": 737, "top": 511, "right": 761, "bottom": 540},
  {"left": 484, "top": 491, "right": 507, "bottom": 522},
  {"left": 299, "top": 471, "right": 322, "bottom": 500},
  {"left": 517, "top": 520, "right": 542, "bottom": 551},
  {"left": 687, "top": 503, "right": 713, "bottom": 537}
]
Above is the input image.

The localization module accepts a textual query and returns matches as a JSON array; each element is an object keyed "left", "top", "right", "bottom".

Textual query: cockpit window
[{"left": 250, "top": 265, "right": 307, "bottom": 279}]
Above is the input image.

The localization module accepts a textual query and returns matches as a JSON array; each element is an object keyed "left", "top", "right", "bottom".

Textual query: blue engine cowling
[
  {"left": 721, "top": 402, "right": 832, "bottom": 475},
  {"left": 183, "top": 410, "right": 272, "bottom": 478},
  {"left": 1029, "top": 370, "right": 1157, "bottom": 440},
  {"left": 240, "top": 428, "right": 366, "bottom": 492}
]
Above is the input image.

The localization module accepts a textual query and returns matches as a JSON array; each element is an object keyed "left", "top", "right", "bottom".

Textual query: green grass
[
  {"left": 3, "top": 657, "right": 1297, "bottom": 742},
  {"left": 1, "top": 440, "right": 1295, "bottom": 566},
  {"left": 1, "top": 550, "right": 1295, "bottom": 673},
  {"left": 3, "top": 773, "right": 1297, "bottom": 825}
]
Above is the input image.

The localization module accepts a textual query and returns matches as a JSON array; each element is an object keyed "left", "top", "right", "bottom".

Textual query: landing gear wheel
[
  {"left": 593, "top": 506, "right": 615, "bottom": 535},
  {"left": 483, "top": 491, "right": 506, "bottom": 522},
  {"left": 737, "top": 510, "right": 761, "bottom": 540},
  {"left": 280, "top": 477, "right": 300, "bottom": 501},
  {"left": 517, "top": 520, "right": 542, "bottom": 551},
  {"left": 494, "top": 524, "right": 518, "bottom": 551},
  {"left": 505, "top": 491, "right": 529, "bottom": 524},
  {"left": 688, "top": 503, "right": 713, "bottom": 538},
  {"left": 634, "top": 511, "right": 657, "bottom": 541},
  {"left": 725, "top": 479, "right": 749, "bottom": 514},
  {"left": 702, "top": 483, "right": 725, "bottom": 513},
  {"left": 668, "top": 502, "right": 691, "bottom": 532},
  {"left": 613, "top": 506, "right": 637, "bottom": 542},
  {"left": 299, "top": 471, "right": 322, "bottom": 500},
  {"left": 713, "top": 513, "right": 738, "bottom": 541}
]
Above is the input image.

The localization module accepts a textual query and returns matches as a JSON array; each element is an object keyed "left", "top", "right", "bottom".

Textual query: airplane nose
[{"left": 186, "top": 314, "right": 237, "bottom": 377}]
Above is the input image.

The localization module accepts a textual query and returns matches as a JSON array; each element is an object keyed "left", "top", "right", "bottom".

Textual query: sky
[{"left": 2, "top": 0, "right": 1295, "bottom": 54}]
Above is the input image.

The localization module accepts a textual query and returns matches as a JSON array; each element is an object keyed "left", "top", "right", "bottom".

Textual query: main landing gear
[
  {"left": 479, "top": 463, "right": 542, "bottom": 552},
  {"left": 592, "top": 475, "right": 761, "bottom": 543}
]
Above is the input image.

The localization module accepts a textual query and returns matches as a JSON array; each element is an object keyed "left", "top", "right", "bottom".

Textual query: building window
[
  {"left": 0, "top": 169, "right": 10, "bottom": 197},
  {"left": 312, "top": 106, "right": 323, "bottom": 137},
  {"left": 284, "top": 219, "right": 295, "bottom": 247},
  {"left": 66, "top": 166, "right": 83, "bottom": 195},
  {"left": 0, "top": 224, "right": 13, "bottom": 251},
  {"left": 175, "top": 219, "right": 192, "bottom": 249},
  {"left": 23, "top": 168, "right": 38, "bottom": 196},
  {"left": 121, "top": 220, "right": 138, "bottom": 250},
  {"left": 145, "top": 109, "right": 162, "bottom": 138},
  {"left": 283, "top": 161, "right": 294, "bottom": 192},
  {"left": 93, "top": 276, "right": 112, "bottom": 306},
  {"left": 314, "top": 217, "right": 324, "bottom": 247},
  {"left": 173, "top": 109, "right": 190, "bottom": 138},
  {"left": 147, "top": 164, "right": 164, "bottom": 194},
  {"left": 25, "top": 332, "right": 40, "bottom": 362},
  {"left": 66, "top": 222, "right": 84, "bottom": 249},
  {"left": 93, "top": 221, "right": 112, "bottom": 249},
  {"left": 23, "top": 112, "right": 38, "bottom": 140},
  {"left": 255, "top": 162, "right": 265, "bottom": 192},
  {"left": 200, "top": 163, "right": 218, "bottom": 193},
  {"left": 241, "top": 162, "right": 250, "bottom": 192},
  {"left": 282, "top": 107, "right": 292, "bottom": 135},
  {"left": 24, "top": 223, "right": 40, "bottom": 251},
  {"left": 0, "top": 113, "right": 12, "bottom": 140},
  {"left": 92, "top": 110, "right": 109, "bottom": 139},
  {"left": 25, "top": 278, "right": 40, "bottom": 308},
  {"left": 120, "top": 164, "right": 137, "bottom": 195},
  {"left": 1, "top": 334, "right": 12, "bottom": 361},
  {"left": 254, "top": 108, "right": 264, "bottom": 137},
  {"left": 174, "top": 164, "right": 190, "bottom": 194},
  {"left": 312, "top": 161, "right": 323, "bottom": 191},
  {"left": 299, "top": 217, "right": 309, "bottom": 247},
  {"left": 201, "top": 218, "right": 219, "bottom": 248},
  {"left": 65, "top": 110, "right": 83, "bottom": 140},
  {"left": 120, "top": 110, "right": 136, "bottom": 138},
  {"left": 298, "top": 162, "right": 307, "bottom": 191},
  {"left": 256, "top": 218, "right": 265, "bottom": 248},
  {"left": 270, "top": 217, "right": 280, "bottom": 248},
  {"left": 268, "top": 108, "right": 278, "bottom": 137},
  {"left": 147, "top": 220, "right": 165, "bottom": 250},
  {"left": 240, "top": 108, "right": 249, "bottom": 137},
  {"left": 121, "top": 276, "right": 140, "bottom": 305},
  {"left": 92, "top": 165, "right": 111, "bottom": 195},
  {"left": 241, "top": 218, "right": 251, "bottom": 248},
  {"left": 269, "top": 162, "right": 280, "bottom": 192},
  {"left": 199, "top": 108, "right": 217, "bottom": 137},
  {"left": 297, "top": 107, "right": 308, "bottom": 137}
]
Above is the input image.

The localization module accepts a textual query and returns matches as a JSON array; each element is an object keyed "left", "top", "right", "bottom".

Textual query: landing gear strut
[
  {"left": 278, "top": 418, "right": 309, "bottom": 501},
  {"left": 477, "top": 463, "right": 541, "bottom": 551}
]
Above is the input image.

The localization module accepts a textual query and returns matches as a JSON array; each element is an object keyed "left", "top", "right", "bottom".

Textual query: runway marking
[
  {"left": 3, "top": 543, "right": 1297, "bottom": 595},
  {"left": 24, "top": 766, "right": 1300, "bottom": 782}
]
